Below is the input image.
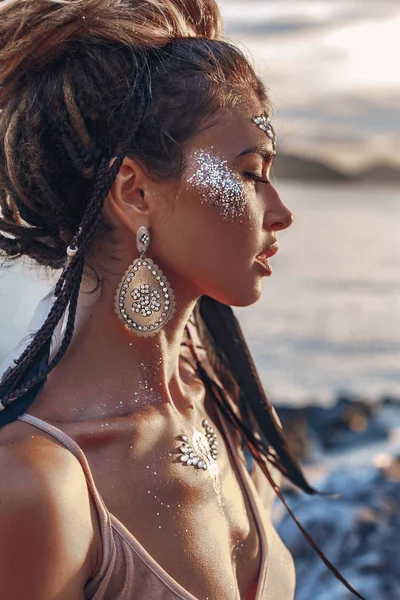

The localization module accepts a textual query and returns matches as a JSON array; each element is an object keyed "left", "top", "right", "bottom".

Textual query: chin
[
  {"left": 211, "top": 279, "right": 263, "bottom": 308},
  {"left": 234, "top": 286, "right": 263, "bottom": 308}
]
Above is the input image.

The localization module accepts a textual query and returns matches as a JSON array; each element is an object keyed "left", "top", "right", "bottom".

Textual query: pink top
[{"left": 17, "top": 402, "right": 295, "bottom": 599}]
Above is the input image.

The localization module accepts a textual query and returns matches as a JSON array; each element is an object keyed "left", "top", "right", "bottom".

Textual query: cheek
[
  {"left": 186, "top": 151, "right": 247, "bottom": 222},
  {"left": 153, "top": 204, "right": 263, "bottom": 306},
  {"left": 172, "top": 213, "right": 259, "bottom": 284},
  {"left": 152, "top": 176, "right": 262, "bottom": 283}
]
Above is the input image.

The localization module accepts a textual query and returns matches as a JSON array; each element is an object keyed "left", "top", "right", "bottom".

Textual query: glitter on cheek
[{"left": 187, "top": 150, "right": 247, "bottom": 221}]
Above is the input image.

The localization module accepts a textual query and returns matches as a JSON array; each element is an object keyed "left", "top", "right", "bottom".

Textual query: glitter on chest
[{"left": 187, "top": 150, "right": 246, "bottom": 221}]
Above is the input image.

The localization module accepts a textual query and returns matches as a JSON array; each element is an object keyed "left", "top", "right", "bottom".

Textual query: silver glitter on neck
[{"left": 187, "top": 151, "right": 246, "bottom": 221}]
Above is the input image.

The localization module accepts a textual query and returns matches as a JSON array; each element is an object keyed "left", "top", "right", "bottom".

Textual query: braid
[
  {"left": 53, "top": 102, "right": 98, "bottom": 180},
  {"left": 0, "top": 162, "right": 108, "bottom": 401},
  {"left": 0, "top": 254, "right": 85, "bottom": 399},
  {"left": 0, "top": 258, "right": 81, "bottom": 396},
  {"left": 3, "top": 96, "right": 31, "bottom": 205},
  {"left": 0, "top": 216, "right": 51, "bottom": 242},
  {"left": 26, "top": 134, "right": 73, "bottom": 238},
  {"left": 62, "top": 73, "right": 96, "bottom": 154},
  {"left": 53, "top": 157, "right": 111, "bottom": 298},
  {"left": 3, "top": 94, "right": 63, "bottom": 233},
  {"left": 24, "top": 103, "right": 86, "bottom": 247},
  {"left": 1, "top": 63, "right": 151, "bottom": 407},
  {"left": 0, "top": 190, "right": 14, "bottom": 222}
]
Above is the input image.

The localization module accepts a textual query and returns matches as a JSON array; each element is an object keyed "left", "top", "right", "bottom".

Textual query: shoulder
[{"left": 0, "top": 420, "right": 95, "bottom": 599}]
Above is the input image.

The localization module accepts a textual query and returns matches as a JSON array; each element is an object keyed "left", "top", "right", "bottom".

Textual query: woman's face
[{"left": 148, "top": 101, "right": 293, "bottom": 307}]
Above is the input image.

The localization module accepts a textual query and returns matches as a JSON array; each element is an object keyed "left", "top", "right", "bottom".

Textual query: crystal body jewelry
[
  {"left": 114, "top": 225, "right": 176, "bottom": 337},
  {"left": 252, "top": 114, "right": 277, "bottom": 153},
  {"left": 178, "top": 419, "right": 222, "bottom": 507},
  {"left": 178, "top": 419, "right": 218, "bottom": 469}
]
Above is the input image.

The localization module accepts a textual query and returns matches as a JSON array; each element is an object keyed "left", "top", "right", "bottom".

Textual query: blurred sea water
[
  {"left": 235, "top": 181, "right": 400, "bottom": 405},
  {"left": 0, "top": 182, "right": 399, "bottom": 406}
]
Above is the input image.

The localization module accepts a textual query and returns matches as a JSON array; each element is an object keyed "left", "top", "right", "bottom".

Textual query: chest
[{"left": 81, "top": 412, "right": 262, "bottom": 600}]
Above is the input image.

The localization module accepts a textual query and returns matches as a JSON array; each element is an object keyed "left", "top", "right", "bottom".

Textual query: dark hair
[{"left": 0, "top": 2, "right": 364, "bottom": 598}]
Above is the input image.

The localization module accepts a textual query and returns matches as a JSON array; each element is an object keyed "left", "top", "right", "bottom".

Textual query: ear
[{"left": 104, "top": 157, "right": 151, "bottom": 233}]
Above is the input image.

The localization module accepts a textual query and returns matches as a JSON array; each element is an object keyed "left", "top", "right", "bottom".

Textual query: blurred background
[
  {"left": 220, "top": 0, "right": 400, "bottom": 404},
  {"left": 219, "top": 2, "right": 400, "bottom": 599},
  {"left": 0, "top": 1, "right": 399, "bottom": 598}
]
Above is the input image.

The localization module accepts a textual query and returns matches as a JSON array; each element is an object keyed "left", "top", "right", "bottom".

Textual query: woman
[{"left": 0, "top": 1, "right": 365, "bottom": 599}]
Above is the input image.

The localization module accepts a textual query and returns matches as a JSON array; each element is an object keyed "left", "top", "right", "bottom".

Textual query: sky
[{"left": 219, "top": 0, "right": 400, "bottom": 173}]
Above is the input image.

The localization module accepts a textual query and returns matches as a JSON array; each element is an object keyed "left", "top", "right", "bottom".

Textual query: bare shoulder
[{"left": 0, "top": 420, "right": 96, "bottom": 599}]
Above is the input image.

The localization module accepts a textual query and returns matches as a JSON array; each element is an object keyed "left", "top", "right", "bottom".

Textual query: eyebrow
[{"left": 237, "top": 146, "right": 277, "bottom": 161}]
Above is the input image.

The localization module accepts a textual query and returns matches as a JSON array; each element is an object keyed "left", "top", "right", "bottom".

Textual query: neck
[{"left": 42, "top": 268, "right": 203, "bottom": 423}]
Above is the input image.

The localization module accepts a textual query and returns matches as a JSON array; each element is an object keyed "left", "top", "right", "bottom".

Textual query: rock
[
  {"left": 275, "top": 463, "right": 400, "bottom": 600},
  {"left": 275, "top": 397, "right": 393, "bottom": 459}
]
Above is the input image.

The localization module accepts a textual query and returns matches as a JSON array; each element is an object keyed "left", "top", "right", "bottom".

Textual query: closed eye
[{"left": 243, "top": 172, "right": 270, "bottom": 184}]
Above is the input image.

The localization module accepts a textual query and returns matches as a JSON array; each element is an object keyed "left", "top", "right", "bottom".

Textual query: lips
[{"left": 256, "top": 242, "right": 279, "bottom": 260}]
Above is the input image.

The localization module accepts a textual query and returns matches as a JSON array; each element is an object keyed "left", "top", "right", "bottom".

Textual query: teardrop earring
[{"left": 114, "top": 225, "right": 176, "bottom": 337}]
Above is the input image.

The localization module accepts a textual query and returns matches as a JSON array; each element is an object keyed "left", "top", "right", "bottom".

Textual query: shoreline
[{"left": 273, "top": 396, "right": 400, "bottom": 599}]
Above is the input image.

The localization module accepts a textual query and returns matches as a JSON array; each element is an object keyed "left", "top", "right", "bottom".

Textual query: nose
[{"left": 263, "top": 185, "right": 293, "bottom": 232}]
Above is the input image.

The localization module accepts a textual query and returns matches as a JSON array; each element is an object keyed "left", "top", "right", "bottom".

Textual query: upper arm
[{"left": 0, "top": 440, "right": 94, "bottom": 600}]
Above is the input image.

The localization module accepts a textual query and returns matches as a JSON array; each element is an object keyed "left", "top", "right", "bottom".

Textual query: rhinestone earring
[{"left": 114, "top": 225, "right": 176, "bottom": 337}]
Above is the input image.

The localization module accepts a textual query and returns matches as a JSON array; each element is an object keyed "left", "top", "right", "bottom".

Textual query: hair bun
[{"left": 0, "top": 0, "right": 222, "bottom": 104}]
